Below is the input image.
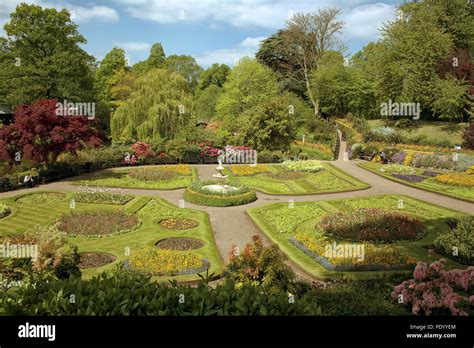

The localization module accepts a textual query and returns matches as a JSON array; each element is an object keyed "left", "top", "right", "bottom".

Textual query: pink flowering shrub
[{"left": 391, "top": 259, "right": 474, "bottom": 315}]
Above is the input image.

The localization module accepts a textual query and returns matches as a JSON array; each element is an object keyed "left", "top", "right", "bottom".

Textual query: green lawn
[
  {"left": 226, "top": 163, "right": 369, "bottom": 195},
  {"left": 71, "top": 165, "right": 192, "bottom": 190},
  {"left": 0, "top": 191, "right": 224, "bottom": 282},
  {"left": 248, "top": 194, "right": 469, "bottom": 280},
  {"left": 358, "top": 162, "right": 474, "bottom": 202}
]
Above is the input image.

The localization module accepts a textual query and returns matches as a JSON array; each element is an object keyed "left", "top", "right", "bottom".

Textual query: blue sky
[{"left": 0, "top": 0, "right": 403, "bottom": 67}]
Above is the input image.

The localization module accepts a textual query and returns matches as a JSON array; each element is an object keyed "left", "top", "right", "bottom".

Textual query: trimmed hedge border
[{"left": 183, "top": 188, "right": 257, "bottom": 207}]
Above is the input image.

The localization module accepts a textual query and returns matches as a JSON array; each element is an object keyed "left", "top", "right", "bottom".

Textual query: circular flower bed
[
  {"left": 79, "top": 252, "right": 116, "bottom": 269},
  {"left": 128, "top": 248, "right": 208, "bottom": 276},
  {"left": 16, "top": 192, "right": 67, "bottom": 204},
  {"left": 320, "top": 208, "right": 425, "bottom": 242},
  {"left": 57, "top": 211, "right": 140, "bottom": 237},
  {"left": 155, "top": 237, "right": 204, "bottom": 250},
  {"left": 184, "top": 181, "right": 257, "bottom": 207},
  {"left": 159, "top": 218, "right": 199, "bottom": 230},
  {"left": 0, "top": 203, "right": 12, "bottom": 218}
]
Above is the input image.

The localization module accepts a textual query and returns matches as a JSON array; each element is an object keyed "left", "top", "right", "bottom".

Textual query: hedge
[{"left": 183, "top": 188, "right": 257, "bottom": 207}]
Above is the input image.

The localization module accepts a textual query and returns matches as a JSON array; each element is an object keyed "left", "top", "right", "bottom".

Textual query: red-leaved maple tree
[{"left": 0, "top": 99, "right": 103, "bottom": 164}]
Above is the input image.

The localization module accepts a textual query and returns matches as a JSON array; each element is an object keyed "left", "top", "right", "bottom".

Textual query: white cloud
[
  {"left": 115, "top": 41, "right": 151, "bottom": 51},
  {"left": 195, "top": 36, "right": 266, "bottom": 67},
  {"left": 343, "top": 3, "right": 396, "bottom": 39}
]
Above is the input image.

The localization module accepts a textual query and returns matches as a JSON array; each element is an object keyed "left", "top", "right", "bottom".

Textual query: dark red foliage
[
  {"left": 0, "top": 99, "right": 102, "bottom": 164},
  {"left": 463, "top": 123, "right": 474, "bottom": 150},
  {"left": 131, "top": 141, "right": 154, "bottom": 158},
  {"left": 436, "top": 49, "right": 474, "bottom": 94}
]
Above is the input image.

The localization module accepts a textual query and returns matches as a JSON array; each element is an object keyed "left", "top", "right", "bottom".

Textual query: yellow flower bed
[
  {"left": 129, "top": 248, "right": 204, "bottom": 275},
  {"left": 229, "top": 164, "right": 270, "bottom": 176},
  {"left": 294, "top": 141, "right": 333, "bottom": 155},
  {"left": 434, "top": 173, "right": 474, "bottom": 187},
  {"left": 294, "top": 232, "right": 416, "bottom": 269},
  {"left": 160, "top": 164, "right": 191, "bottom": 175},
  {"left": 465, "top": 166, "right": 474, "bottom": 175}
]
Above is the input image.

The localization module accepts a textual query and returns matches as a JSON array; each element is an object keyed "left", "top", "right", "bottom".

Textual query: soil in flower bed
[
  {"left": 16, "top": 192, "right": 67, "bottom": 204},
  {"left": 58, "top": 211, "right": 139, "bottom": 236},
  {"left": 79, "top": 252, "right": 116, "bottom": 269},
  {"left": 155, "top": 237, "right": 205, "bottom": 250},
  {"left": 159, "top": 218, "right": 199, "bottom": 230}
]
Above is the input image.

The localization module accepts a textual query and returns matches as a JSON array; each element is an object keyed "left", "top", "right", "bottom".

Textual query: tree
[
  {"left": 256, "top": 30, "right": 306, "bottom": 99},
  {"left": 110, "top": 69, "right": 192, "bottom": 142},
  {"left": 237, "top": 95, "right": 297, "bottom": 152},
  {"left": 216, "top": 58, "right": 279, "bottom": 131},
  {"left": 197, "top": 63, "right": 231, "bottom": 90},
  {"left": 132, "top": 43, "right": 166, "bottom": 75},
  {"left": 0, "top": 4, "right": 95, "bottom": 107},
  {"left": 194, "top": 84, "right": 222, "bottom": 121},
  {"left": 95, "top": 48, "right": 127, "bottom": 102},
  {"left": 0, "top": 99, "right": 102, "bottom": 164},
  {"left": 165, "top": 55, "right": 202, "bottom": 88},
  {"left": 108, "top": 68, "right": 137, "bottom": 109},
  {"left": 285, "top": 9, "right": 345, "bottom": 117},
  {"left": 430, "top": 77, "right": 468, "bottom": 120}
]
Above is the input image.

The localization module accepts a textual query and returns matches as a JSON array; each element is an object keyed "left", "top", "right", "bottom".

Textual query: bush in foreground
[{"left": 434, "top": 216, "right": 474, "bottom": 265}]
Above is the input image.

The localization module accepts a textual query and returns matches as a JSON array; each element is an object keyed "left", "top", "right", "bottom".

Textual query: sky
[{"left": 0, "top": 0, "right": 403, "bottom": 68}]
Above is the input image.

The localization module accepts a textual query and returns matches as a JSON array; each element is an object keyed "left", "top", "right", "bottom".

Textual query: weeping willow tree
[{"left": 110, "top": 68, "right": 193, "bottom": 142}]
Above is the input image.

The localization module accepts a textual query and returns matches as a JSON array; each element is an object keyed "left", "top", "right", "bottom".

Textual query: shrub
[
  {"left": 411, "top": 153, "right": 455, "bottom": 170},
  {"left": 319, "top": 209, "right": 425, "bottom": 242},
  {"left": 434, "top": 216, "right": 474, "bottom": 265},
  {"left": 462, "top": 123, "right": 474, "bottom": 149},
  {"left": 227, "top": 235, "right": 296, "bottom": 294},
  {"left": 128, "top": 248, "right": 207, "bottom": 276},
  {"left": 360, "top": 144, "right": 378, "bottom": 158},
  {"left": 281, "top": 160, "right": 324, "bottom": 172},
  {"left": 350, "top": 143, "right": 362, "bottom": 159},
  {"left": 1, "top": 271, "right": 322, "bottom": 315},
  {"left": 184, "top": 186, "right": 257, "bottom": 207},
  {"left": 391, "top": 259, "right": 474, "bottom": 315},
  {"left": 57, "top": 211, "right": 139, "bottom": 237},
  {"left": 391, "top": 151, "right": 406, "bottom": 164},
  {"left": 434, "top": 173, "right": 474, "bottom": 187},
  {"left": 0, "top": 203, "right": 11, "bottom": 218},
  {"left": 403, "top": 152, "right": 415, "bottom": 166},
  {"left": 365, "top": 127, "right": 403, "bottom": 144}
]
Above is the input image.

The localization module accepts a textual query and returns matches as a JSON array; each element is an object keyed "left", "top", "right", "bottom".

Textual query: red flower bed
[{"left": 320, "top": 208, "right": 424, "bottom": 242}]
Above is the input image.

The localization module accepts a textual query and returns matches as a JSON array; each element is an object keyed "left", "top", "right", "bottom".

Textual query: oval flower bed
[
  {"left": 128, "top": 248, "right": 208, "bottom": 276},
  {"left": 0, "top": 203, "right": 12, "bottom": 218},
  {"left": 155, "top": 237, "right": 204, "bottom": 250},
  {"left": 16, "top": 192, "right": 67, "bottom": 204},
  {"left": 79, "top": 252, "right": 117, "bottom": 269},
  {"left": 57, "top": 211, "right": 140, "bottom": 237},
  {"left": 320, "top": 208, "right": 425, "bottom": 242},
  {"left": 159, "top": 218, "right": 199, "bottom": 230},
  {"left": 73, "top": 186, "right": 134, "bottom": 205}
]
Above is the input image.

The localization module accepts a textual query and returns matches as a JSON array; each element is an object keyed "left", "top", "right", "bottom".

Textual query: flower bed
[
  {"left": 159, "top": 218, "right": 199, "bottom": 230},
  {"left": 291, "top": 233, "right": 416, "bottom": 271},
  {"left": 128, "top": 167, "right": 178, "bottom": 181},
  {"left": 155, "top": 237, "right": 204, "bottom": 250},
  {"left": 380, "top": 164, "right": 416, "bottom": 175},
  {"left": 434, "top": 173, "right": 474, "bottom": 187},
  {"left": 57, "top": 211, "right": 140, "bottom": 237},
  {"left": 266, "top": 171, "right": 304, "bottom": 180},
  {"left": 229, "top": 165, "right": 270, "bottom": 176},
  {"left": 79, "top": 252, "right": 116, "bottom": 269},
  {"left": 282, "top": 160, "right": 324, "bottom": 172},
  {"left": 73, "top": 186, "right": 134, "bottom": 205},
  {"left": 0, "top": 203, "right": 11, "bottom": 218},
  {"left": 392, "top": 173, "right": 425, "bottom": 183},
  {"left": 16, "top": 192, "right": 67, "bottom": 204},
  {"left": 320, "top": 208, "right": 425, "bottom": 242},
  {"left": 128, "top": 248, "right": 208, "bottom": 276}
]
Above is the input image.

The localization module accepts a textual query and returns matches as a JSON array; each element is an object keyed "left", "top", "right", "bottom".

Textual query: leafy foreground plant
[
  {"left": 434, "top": 216, "right": 474, "bottom": 265},
  {"left": 0, "top": 269, "right": 321, "bottom": 316},
  {"left": 391, "top": 259, "right": 474, "bottom": 316}
]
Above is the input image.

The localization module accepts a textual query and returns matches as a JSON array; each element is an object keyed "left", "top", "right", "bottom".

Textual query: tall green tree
[
  {"left": 95, "top": 48, "right": 127, "bottom": 102},
  {"left": 132, "top": 43, "right": 166, "bottom": 75},
  {"left": 165, "top": 55, "right": 202, "bottom": 88},
  {"left": 216, "top": 58, "right": 279, "bottom": 131},
  {"left": 0, "top": 3, "right": 95, "bottom": 107},
  {"left": 110, "top": 69, "right": 192, "bottom": 141},
  {"left": 194, "top": 84, "right": 222, "bottom": 121},
  {"left": 197, "top": 63, "right": 231, "bottom": 90}
]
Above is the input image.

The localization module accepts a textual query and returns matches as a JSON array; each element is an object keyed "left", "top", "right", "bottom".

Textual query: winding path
[{"left": 1, "top": 132, "right": 472, "bottom": 281}]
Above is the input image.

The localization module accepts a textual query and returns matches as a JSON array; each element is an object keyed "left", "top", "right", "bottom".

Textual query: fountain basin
[{"left": 202, "top": 184, "right": 239, "bottom": 194}]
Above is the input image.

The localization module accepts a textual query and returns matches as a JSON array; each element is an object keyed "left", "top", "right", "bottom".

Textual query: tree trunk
[{"left": 302, "top": 55, "right": 320, "bottom": 118}]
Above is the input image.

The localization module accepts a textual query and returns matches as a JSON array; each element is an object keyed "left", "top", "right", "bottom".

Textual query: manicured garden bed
[
  {"left": 226, "top": 162, "right": 369, "bottom": 195},
  {"left": 71, "top": 165, "right": 192, "bottom": 190},
  {"left": 248, "top": 194, "right": 469, "bottom": 280},
  {"left": 0, "top": 191, "right": 223, "bottom": 281},
  {"left": 358, "top": 162, "right": 474, "bottom": 202}
]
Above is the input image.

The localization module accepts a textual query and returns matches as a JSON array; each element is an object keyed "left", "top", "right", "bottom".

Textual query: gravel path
[{"left": 1, "top": 132, "right": 472, "bottom": 281}]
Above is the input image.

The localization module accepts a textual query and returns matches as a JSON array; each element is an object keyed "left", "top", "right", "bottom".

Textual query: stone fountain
[{"left": 202, "top": 157, "right": 238, "bottom": 194}]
